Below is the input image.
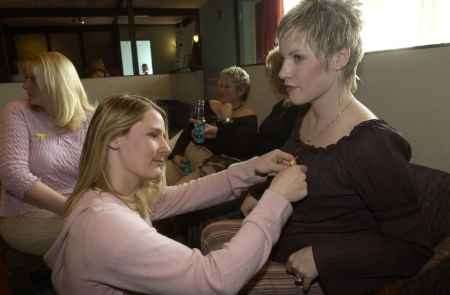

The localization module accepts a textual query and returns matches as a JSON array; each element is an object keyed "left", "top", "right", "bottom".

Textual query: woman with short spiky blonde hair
[
  {"left": 268, "top": 0, "right": 431, "bottom": 293},
  {"left": 0, "top": 51, "right": 94, "bottom": 255}
]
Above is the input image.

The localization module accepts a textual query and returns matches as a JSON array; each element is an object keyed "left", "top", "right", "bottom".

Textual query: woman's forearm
[{"left": 23, "top": 181, "right": 67, "bottom": 215}]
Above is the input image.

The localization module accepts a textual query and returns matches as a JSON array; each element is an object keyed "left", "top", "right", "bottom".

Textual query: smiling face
[
  {"left": 217, "top": 76, "right": 242, "bottom": 104},
  {"left": 278, "top": 30, "right": 339, "bottom": 106},
  {"left": 111, "top": 109, "right": 171, "bottom": 184}
]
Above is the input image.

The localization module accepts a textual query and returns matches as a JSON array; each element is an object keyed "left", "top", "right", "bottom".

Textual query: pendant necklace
[{"left": 303, "top": 99, "right": 353, "bottom": 144}]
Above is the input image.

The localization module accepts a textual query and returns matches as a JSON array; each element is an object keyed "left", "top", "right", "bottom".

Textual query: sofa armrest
[{"left": 201, "top": 219, "right": 324, "bottom": 295}]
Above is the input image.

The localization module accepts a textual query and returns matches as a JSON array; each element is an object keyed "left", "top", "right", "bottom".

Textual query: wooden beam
[
  {"left": 113, "top": 0, "right": 125, "bottom": 24},
  {"left": 78, "top": 32, "right": 86, "bottom": 74},
  {"left": 45, "top": 33, "right": 52, "bottom": 51},
  {"left": 127, "top": 0, "right": 139, "bottom": 75},
  {"left": 9, "top": 25, "right": 115, "bottom": 34},
  {"left": 233, "top": 0, "right": 241, "bottom": 65},
  {"left": 0, "top": 23, "right": 11, "bottom": 82},
  {"left": 112, "top": 22, "right": 123, "bottom": 75},
  {"left": 0, "top": 8, "right": 198, "bottom": 18},
  {"left": 8, "top": 24, "right": 178, "bottom": 35}
]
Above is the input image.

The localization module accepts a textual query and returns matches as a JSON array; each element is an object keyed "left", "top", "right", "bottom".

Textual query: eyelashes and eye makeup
[
  {"left": 293, "top": 54, "right": 304, "bottom": 63},
  {"left": 148, "top": 132, "right": 165, "bottom": 139},
  {"left": 147, "top": 129, "right": 169, "bottom": 143}
]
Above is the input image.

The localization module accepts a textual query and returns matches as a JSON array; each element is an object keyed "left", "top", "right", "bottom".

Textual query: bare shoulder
[
  {"left": 350, "top": 100, "right": 377, "bottom": 126},
  {"left": 341, "top": 100, "right": 377, "bottom": 136}
]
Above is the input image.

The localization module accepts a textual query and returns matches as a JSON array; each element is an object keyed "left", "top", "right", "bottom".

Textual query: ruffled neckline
[{"left": 295, "top": 118, "right": 388, "bottom": 153}]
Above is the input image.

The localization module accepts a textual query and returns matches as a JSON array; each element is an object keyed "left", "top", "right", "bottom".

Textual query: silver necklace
[{"left": 303, "top": 99, "right": 353, "bottom": 144}]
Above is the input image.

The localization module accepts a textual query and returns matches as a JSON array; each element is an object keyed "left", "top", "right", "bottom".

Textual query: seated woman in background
[
  {"left": 255, "top": 46, "right": 309, "bottom": 156},
  {"left": 45, "top": 94, "right": 309, "bottom": 295},
  {"left": 88, "top": 58, "right": 110, "bottom": 78},
  {"left": 166, "top": 66, "right": 258, "bottom": 185},
  {"left": 0, "top": 51, "right": 94, "bottom": 255},
  {"left": 241, "top": 46, "right": 309, "bottom": 216}
]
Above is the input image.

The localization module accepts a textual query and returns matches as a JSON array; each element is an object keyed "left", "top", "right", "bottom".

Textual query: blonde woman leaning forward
[
  {"left": 45, "top": 94, "right": 308, "bottom": 295},
  {"left": 0, "top": 51, "right": 94, "bottom": 255}
]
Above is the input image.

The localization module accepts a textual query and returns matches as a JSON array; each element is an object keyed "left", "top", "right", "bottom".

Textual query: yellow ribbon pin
[{"left": 35, "top": 132, "right": 48, "bottom": 140}]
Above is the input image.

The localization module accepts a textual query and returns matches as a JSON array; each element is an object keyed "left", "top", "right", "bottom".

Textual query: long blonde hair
[
  {"left": 65, "top": 94, "right": 168, "bottom": 219},
  {"left": 22, "top": 51, "right": 94, "bottom": 130}
]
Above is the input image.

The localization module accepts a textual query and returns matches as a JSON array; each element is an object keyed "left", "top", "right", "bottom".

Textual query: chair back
[{"left": 409, "top": 164, "right": 450, "bottom": 246}]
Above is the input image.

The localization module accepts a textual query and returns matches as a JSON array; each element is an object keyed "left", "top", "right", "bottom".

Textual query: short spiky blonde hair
[
  {"left": 277, "top": 0, "right": 364, "bottom": 92},
  {"left": 219, "top": 66, "right": 251, "bottom": 101},
  {"left": 22, "top": 51, "right": 94, "bottom": 130},
  {"left": 65, "top": 94, "right": 168, "bottom": 219}
]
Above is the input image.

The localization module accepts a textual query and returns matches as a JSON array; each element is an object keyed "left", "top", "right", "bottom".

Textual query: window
[
  {"left": 120, "top": 41, "right": 133, "bottom": 76},
  {"left": 120, "top": 40, "right": 153, "bottom": 76},
  {"left": 283, "top": 0, "right": 298, "bottom": 13},
  {"left": 283, "top": 0, "right": 450, "bottom": 52}
]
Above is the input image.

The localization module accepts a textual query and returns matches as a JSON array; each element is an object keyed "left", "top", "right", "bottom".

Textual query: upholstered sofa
[
  {"left": 201, "top": 163, "right": 450, "bottom": 294},
  {"left": 156, "top": 99, "right": 191, "bottom": 138}
]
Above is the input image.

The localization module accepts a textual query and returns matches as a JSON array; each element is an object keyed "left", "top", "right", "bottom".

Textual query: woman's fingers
[
  {"left": 286, "top": 246, "right": 318, "bottom": 291},
  {"left": 302, "top": 276, "right": 313, "bottom": 291}
]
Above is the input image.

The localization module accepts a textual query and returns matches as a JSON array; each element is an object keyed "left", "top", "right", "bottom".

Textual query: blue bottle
[
  {"left": 180, "top": 159, "right": 193, "bottom": 175},
  {"left": 192, "top": 99, "right": 206, "bottom": 144}
]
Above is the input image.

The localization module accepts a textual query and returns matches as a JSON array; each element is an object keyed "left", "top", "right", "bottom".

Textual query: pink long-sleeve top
[
  {"left": 0, "top": 100, "right": 90, "bottom": 216},
  {"left": 45, "top": 158, "right": 293, "bottom": 295}
]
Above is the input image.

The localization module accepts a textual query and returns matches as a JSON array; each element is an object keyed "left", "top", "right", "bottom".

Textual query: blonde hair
[
  {"left": 65, "top": 94, "right": 168, "bottom": 219},
  {"left": 265, "top": 46, "right": 287, "bottom": 98},
  {"left": 277, "top": 0, "right": 364, "bottom": 92},
  {"left": 219, "top": 66, "right": 251, "bottom": 101},
  {"left": 22, "top": 51, "right": 94, "bottom": 130}
]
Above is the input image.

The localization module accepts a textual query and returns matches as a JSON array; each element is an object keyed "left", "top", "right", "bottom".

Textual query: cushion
[{"left": 410, "top": 164, "right": 450, "bottom": 245}]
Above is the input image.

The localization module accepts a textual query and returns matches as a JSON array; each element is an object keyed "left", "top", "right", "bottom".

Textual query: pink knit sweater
[
  {"left": 45, "top": 158, "right": 293, "bottom": 295},
  {"left": 0, "top": 100, "right": 89, "bottom": 216}
]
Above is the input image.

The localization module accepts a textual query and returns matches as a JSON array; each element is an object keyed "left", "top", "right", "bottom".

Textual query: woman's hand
[
  {"left": 189, "top": 121, "right": 218, "bottom": 139},
  {"left": 240, "top": 194, "right": 258, "bottom": 216},
  {"left": 254, "top": 149, "right": 296, "bottom": 176},
  {"left": 203, "top": 124, "right": 218, "bottom": 139},
  {"left": 173, "top": 155, "right": 186, "bottom": 167},
  {"left": 269, "top": 164, "right": 308, "bottom": 202},
  {"left": 24, "top": 181, "right": 67, "bottom": 216},
  {"left": 286, "top": 246, "right": 318, "bottom": 292}
]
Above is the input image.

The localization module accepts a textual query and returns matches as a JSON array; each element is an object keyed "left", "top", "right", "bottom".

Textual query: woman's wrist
[
  {"left": 222, "top": 117, "right": 232, "bottom": 124},
  {"left": 216, "top": 118, "right": 234, "bottom": 127}
]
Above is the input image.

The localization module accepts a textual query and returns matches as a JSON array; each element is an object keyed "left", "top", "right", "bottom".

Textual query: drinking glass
[{"left": 191, "top": 99, "right": 206, "bottom": 144}]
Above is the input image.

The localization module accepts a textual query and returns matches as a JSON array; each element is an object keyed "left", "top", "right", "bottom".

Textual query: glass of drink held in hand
[{"left": 191, "top": 99, "right": 206, "bottom": 144}]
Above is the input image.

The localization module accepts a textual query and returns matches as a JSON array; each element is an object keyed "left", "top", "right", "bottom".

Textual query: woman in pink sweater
[
  {"left": 45, "top": 94, "right": 308, "bottom": 295},
  {"left": 0, "top": 51, "right": 94, "bottom": 255}
]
